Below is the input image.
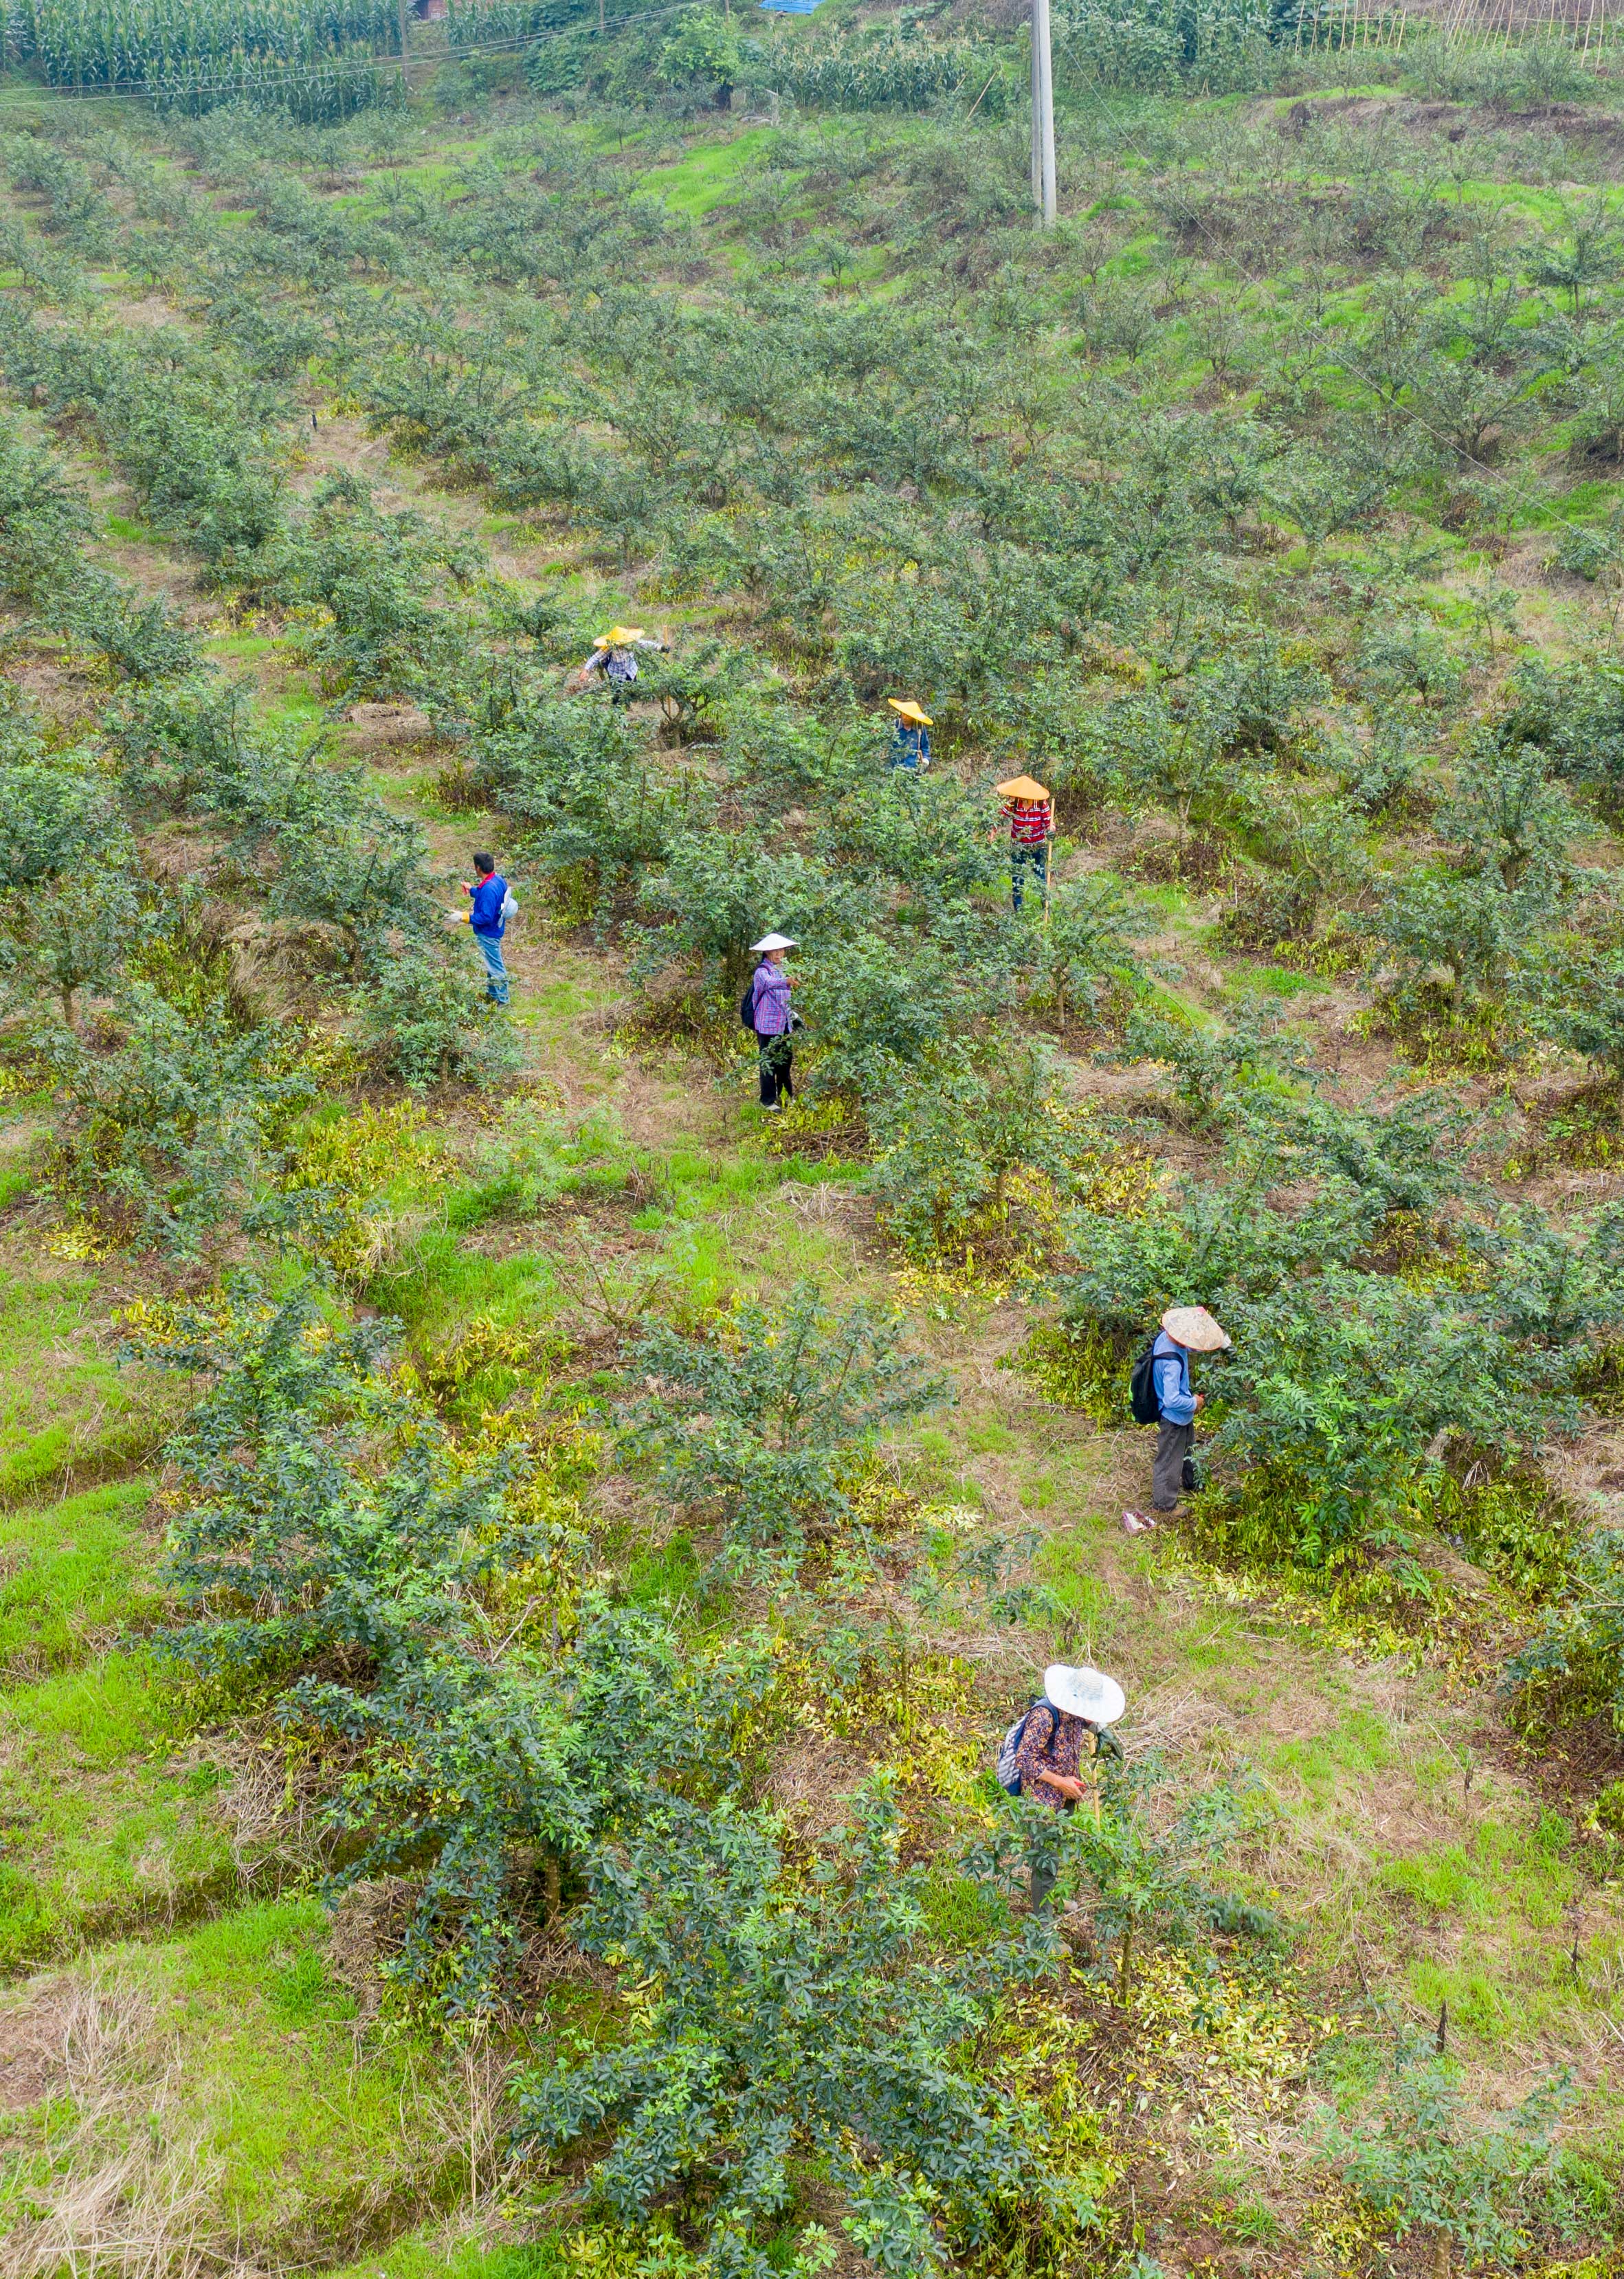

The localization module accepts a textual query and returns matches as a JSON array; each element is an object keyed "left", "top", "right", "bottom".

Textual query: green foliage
[
  {"left": 44, "top": 979, "right": 313, "bottom": 1256},
  {"left": 1321, "top": 2032, "right": 1574, "bottom": 2265},
  {"left": 768, "top": 31, "right": 1010, "bottom": 117},
  {"left": 9, "top": 0, "right": 403, "bottom": 115},
  {"left": 1506, "top": 1522, "right": 1624, "bottom": 1732},
  {"left": 869, "top": 1042, "right": 1087, "bottom": 1269},
  {"left": 513, "top": 1787, "right": 1082, "bottom": 2279},
  {"left": 1054, "top": 0, "right": 1275, "bottom": 93},
  {"left": 621, "top": 1282, "right": 946, "bottom": 1568},
  {"left": 126, "top": 1282, "right": 775, "bottom": 2011},
  {"left": 1060, "top": 1096, "right": 1616, "bottom": 1571},
  {"left": 0, "top": 412, "right": 98, "bottom": 601},
  {"left": 278, "top": 477, "right": 481, "bottom": 698},
  {"left": 658, "top": 8, "right": 744, "bottom": 104},
  {"left": 635, "top": 830, "right": 856, "bottom": 999}
]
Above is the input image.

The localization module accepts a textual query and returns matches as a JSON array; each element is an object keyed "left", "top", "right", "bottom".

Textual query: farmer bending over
[
  {"left": 747, "top": 931, "right": 797, "bottom": 1113},
  {"left": 577, "top": 624, "right": 666, "bottom": 704},
  {"left": 994, "top": 773, "right": 1054, "bottom": 912},
  {"left": 886, "top": 698, "right": 932, "bottom": 771},
  {"left": 1008, "top": 1665, "right": 1125, "bottom": 1910}
]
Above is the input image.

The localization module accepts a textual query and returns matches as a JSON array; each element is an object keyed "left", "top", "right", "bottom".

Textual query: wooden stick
[{"left": 964, "top": 67, "right": 1000, "bottom": 123}]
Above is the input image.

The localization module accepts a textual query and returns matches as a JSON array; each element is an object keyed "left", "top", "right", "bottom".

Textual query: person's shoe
[{"left": 761, "top": 1100, "right": 781, "bottom": 1114}]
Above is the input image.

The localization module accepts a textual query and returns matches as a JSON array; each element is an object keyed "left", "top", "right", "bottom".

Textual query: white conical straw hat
[
  {"left": 1045, "top": 1665, "right": 1126, "bottom": 1726},
  {"left": 750, "top": 933, "right": 798, "bottom": 953},
  {"left": 1161, "top": 1305, "right": 1230, "bottom": 1352}
]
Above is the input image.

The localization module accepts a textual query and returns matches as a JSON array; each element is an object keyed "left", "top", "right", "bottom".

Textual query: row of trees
[
  {"left": 7, "top": 79, "right": 1623, "bottom": 1757},
  {"left": 0, "top": 365, "right": 511, "bottom": 1249}
]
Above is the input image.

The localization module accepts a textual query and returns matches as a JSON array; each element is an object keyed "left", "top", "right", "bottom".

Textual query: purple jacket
[{"left": 750, "top": 961, "right": 792, "bottom": 1037}]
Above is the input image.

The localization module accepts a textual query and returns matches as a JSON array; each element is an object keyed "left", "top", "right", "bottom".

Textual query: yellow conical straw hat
[
  {"left": 995, "top": 774, "right": 1050, "bottom": 801},
  {"left": 887, "top": 698, "right": 933, "bottom": 726},
  {"left": 595, "top": 625, "right": 646, "bottom": 647}
]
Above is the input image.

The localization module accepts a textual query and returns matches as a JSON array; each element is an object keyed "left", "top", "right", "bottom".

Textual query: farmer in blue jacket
[
  {"left": 1141, "top": 1304, "right": 1230, "bottom": 1522},
  {"left": 463, "top": 852, "right": 510, "bottom": 1006},
  {"left": 886, "top": 698, "right": 933, "bottom": 770}
]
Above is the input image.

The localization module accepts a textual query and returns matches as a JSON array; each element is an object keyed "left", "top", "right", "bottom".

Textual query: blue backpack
[
  {"left": 739, "top": 970, "right": 761, "bottom": 1032},
  {"left": 995, "top": 1700, "right": 1058, "bottom": 1796}
]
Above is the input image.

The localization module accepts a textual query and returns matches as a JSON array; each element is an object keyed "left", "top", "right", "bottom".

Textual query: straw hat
[
  {"left": 750, "top": 932, "right": 798, "bottom": 954},
  {"left": 1160, "top": 1305, "right": 1231, "bottom": 1352},
  {"left": 594, "top": 625, "right": 646, "bottom": 647},
  {"left": 995, "top": 773, "right": 1050, "bottom": 801},
  {"left": 1045, "top": 1664, "right": 1126, "bottom": 1727},
  {"left": 887, "top": 699, "right": 933, "bottom": 726}
]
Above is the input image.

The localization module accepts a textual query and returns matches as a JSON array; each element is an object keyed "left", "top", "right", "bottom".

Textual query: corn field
[{"left": 0, "top": 0, "right": 400, "bottom": 104}]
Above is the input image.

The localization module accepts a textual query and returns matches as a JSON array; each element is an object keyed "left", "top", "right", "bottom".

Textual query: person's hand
[{"left": 1193, "top": 1391, "right": 1205, "bottom": 1411}]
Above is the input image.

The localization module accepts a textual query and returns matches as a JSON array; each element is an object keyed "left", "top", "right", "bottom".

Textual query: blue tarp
[{"left": 757, "top": 0, "right": 830, "bottom": 12}]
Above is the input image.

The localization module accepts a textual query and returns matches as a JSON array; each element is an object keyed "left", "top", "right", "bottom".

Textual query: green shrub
[
  {"left": 0, "top": 413, "right": 98, "bottom": 601},
  {"left": 126, "top": 1283, "right": 777, "bottom": 2012},
  {"left": 621, "top": 1282, "right": 946, "bottom": 1569},
  {"left": 1321, "top": 2032, "right": 1573, "bottom": 2268},
  {"left": 513, "top": 1788, "right": 1082, "bottom": 2277},
  {"left": 43, "top": 982, "right": 313, "bottom": 1256}
]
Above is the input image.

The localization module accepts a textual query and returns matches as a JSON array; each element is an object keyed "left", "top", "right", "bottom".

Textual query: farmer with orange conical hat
[
  {"left": 577, "top": 624, "right": 667, "bottom": 705},
  {"left": 994, "top": 772, "right": 1054, "bottom": 912},
  {"left": 886, "top": 698, "right": 933, "bottom": 771}
]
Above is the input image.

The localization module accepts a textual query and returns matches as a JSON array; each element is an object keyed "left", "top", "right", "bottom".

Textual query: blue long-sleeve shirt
[
  {"left": 890, "top": 723, "right": 931, "bottom": 770},
  {"left": 468, "top": 873, "right": 507, "bottom": 937},
  {"left": 1151, "top": 1331, "right": 1197, "bottom": 1425}
]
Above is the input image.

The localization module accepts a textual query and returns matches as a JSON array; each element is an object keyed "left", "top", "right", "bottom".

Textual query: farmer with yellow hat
[
  {"left": 887, "top": 698, "right": 933, "bottom": 772},
  {"left": 577, "top": 625, "right": 667, "bottom": 704},
  {"left": 994, "top": 773, "right": 1054, "bottom": 912}
]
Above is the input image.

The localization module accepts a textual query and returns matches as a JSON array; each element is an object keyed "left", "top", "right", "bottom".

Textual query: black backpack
[
  {"left": 1128, "top": 1337, "right": 1161, "bottom": 1425},
  {"left": 739, "top": 974, "right": 759, "bottom": 1032}
]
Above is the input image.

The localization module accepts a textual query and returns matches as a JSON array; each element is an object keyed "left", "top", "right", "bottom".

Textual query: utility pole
[
  {"left": 1030, "top": 0, "right": 1056, "bottom": 227},
  {"left": 397, "top": 0, "right": 410, "bottom": 90}
]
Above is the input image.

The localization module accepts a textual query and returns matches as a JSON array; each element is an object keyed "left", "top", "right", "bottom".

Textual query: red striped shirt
[{"left": 1003, "top": 799, "right": 1052, "bottom": 846}]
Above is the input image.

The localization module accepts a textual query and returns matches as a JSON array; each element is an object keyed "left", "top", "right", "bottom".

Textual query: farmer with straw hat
[
  {"left": 887, "top": 698, "right": 933, "bottom": 771},
  {"left": 994, "top": 772, "right": 1054, "bottom": 913},
  {"left": 746, "top": 931, "right": 799, "bottom": 1113},
  {"left": 1128, "top": 1304, "right": 1231, "bottom": 1528},
  {"left": 1003, "top": 1664, "right": 1126, "bottom": 1911},
  {"left": 577, "top": 624, "right": 667, "bottom": 704}
]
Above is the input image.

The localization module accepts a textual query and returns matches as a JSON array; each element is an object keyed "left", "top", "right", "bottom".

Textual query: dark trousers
[
  {"left": 1153, "top": 1419, "right": 1194, "bottom": 1511},
  {"left": 1028, "top": 1797, "right": 1073, "bottom": 1911},
  {"left": 1012, "top": 842, "right": 1049, "bottom": 911},
  {"left": 758, "top": 1034, "right": 793, "bottom": 1107}
]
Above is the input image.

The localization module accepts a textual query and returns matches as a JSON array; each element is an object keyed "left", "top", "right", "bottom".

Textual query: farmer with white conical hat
[
  {"left": 577, "top": 623, "right": 667, "bottom": 704},
  {"left": 746, "top": 932, "right": 799, "bottom": 1114},
  {"left": 886, "top": 698, "right": 933, "bottom": 772},
  {"left": 1127, "top": 1305, "right": 1231, "bottom": 1530},
  {"left": 1002, "top": 1664, "right": 1126, "bottom": 1910}
]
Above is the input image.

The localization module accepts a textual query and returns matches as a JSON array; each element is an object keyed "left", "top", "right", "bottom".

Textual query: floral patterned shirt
[{"left": 1014, "top": 1703, "right": 1097, "bottom": 1810}]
